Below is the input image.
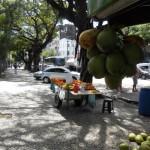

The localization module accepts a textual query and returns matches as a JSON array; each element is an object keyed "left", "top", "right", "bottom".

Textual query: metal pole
[{"left": 67, "top": 40, "right": 69, "bottom": 60}]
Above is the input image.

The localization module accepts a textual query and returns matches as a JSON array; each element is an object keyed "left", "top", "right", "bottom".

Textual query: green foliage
[
  {"left": 0, "top": 0, "right": 58, "bottom": 71},
  {"left": 0, "top": 0, "right": 17, "bottom": 59},
  {"left": 42, "top": 49, "right": 57, "bottom": 57},
  {"left": 128, "top": 23, "right": 150, "bottom": 43}
]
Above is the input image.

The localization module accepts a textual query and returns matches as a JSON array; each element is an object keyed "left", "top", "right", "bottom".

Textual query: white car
[
  {"left": 33, "top": 66, "right": 80, "bottom": 83},
  {"left": 137, "top": 63, "right": 150, "bottom": 79}
]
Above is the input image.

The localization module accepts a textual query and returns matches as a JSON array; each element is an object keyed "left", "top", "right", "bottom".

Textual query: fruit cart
[
  {"left": 51, "top": 79, "right": 101, "bottom": 108},
  {"left": 87, "top": 1, "right": 150, "bottom": 149}
]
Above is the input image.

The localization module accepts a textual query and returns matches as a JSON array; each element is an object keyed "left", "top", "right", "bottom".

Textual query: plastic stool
[{"left": 102, "top": 98, "right": 114, "bottom": 113}]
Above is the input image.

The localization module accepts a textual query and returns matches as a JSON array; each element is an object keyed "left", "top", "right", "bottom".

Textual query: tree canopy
[
  {"left": 128, "top": 23, "right": 150, "bottom": 43},
  {"left": 0, "top": 0, "right": 59, "bottom": 71},
  {"left": 12, "top": 0, "right": 59, "bottom": 71},
  {"left": 0, "top": 0, "right": 15, "bottom": 60}
]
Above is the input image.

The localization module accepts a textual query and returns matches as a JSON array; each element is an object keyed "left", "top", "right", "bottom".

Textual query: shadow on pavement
[{"left": 0, "top": 68, "right": 149, "bottom": 150}]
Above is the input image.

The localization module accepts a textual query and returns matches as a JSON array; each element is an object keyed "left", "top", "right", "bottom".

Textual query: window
[
  {"left": 141, "top": 66, "right": 148, "bottom": 71},
  {"left": 54, "top": 68, "right": 67, "bottom": 73},
  {"left": 44, "top": 57, "right": 65, "bottom": 66},
  {"left": 45, "top": 68, "right": 55, "bottom": 72}
]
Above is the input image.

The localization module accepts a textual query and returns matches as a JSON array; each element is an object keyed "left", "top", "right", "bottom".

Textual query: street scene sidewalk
[
  {"left": 0, "top": 68, "right": 149, "bottom": 150},
  {"left": 93, "top": 76, "right": 150, "bottom": 104}
]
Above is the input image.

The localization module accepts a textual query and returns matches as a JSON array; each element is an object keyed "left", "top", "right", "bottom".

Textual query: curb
[{"left": 118, "top": 96, "right": 138, "bottom": 104}]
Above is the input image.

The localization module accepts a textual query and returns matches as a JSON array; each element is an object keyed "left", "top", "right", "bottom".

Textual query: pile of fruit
[
  {"left": 79, "top": 27, "right": 144, "bottom": 89},
  {"left": 63, "top": 80, "right": 95, "bottom": 91},
  {"left": 51, "top": 78, "right": 66, "bottom": 87},
  {"left": 119, "top": 132, "right": 150, "bottom": 150},
  {"left": 84, "top": 83, "right": 96, "bottom": 90},
  {"left": 52, "top": 79, "right": 96, "bottom": 92},
  {"left": 61, "top": 80, "right": 81, "bottom": 91}
]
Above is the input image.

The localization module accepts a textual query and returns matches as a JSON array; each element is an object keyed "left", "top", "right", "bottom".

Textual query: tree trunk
[
  {"left": 75, "top": 1, "right": 93, "bottom": 83},
  {"left": 80, "top": 48, "right": 92, "bottom": 82},
  {"left": 25, "top": 51, "right": 33, "bottom": 71},
  {"left": 29, "top": 44, "right": 41, "bottom": 72},
  {"left": 0, "top": 59, "right": 2, "bottom": 76},
  {"left": 24, "top": 60, "right": 32, "bottom": 71},
  {"left": 33, "top": 52, "right": 41, "bottom": 72}
]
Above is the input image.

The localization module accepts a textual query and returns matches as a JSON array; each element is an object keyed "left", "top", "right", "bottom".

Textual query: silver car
[
  {"left": 137, "top": 63, "right": 150, "bottom": 79},
  {"left": 33, "top": 66, "right": 80, "bottom": 83}
]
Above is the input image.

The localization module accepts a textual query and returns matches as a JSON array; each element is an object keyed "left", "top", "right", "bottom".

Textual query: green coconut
[
  {"left": 105, "top": 74, "right": 123, "bottom": 90},
  {"left": 146, "top": 136, "right": 150, "bottom": 142},
  {"left": 140, "top": 133, "right": 148, "bottom": 141},
  {"left": 139, "top": 141, "right": 150, "bottom": 150},
  {"left": 124, "top": 65, "right": 137, "bottom": 77},
  {"left": 135, "top": 134, "right": 144, "bottom": 145},
  {"left": 122, "top": 43, "right": 144, "bottom": 65},
  {"left": 128, "top": 133, "right": 136, "bottom": 142},
  {"left": 96, "top": 27, "right": 122, "bottom": 53},
  {"left": 88, "top": 54, "right": 106, "bottom": 79},
  {"left": 132, "top": 148, "right": 139, "bottom": 150},
  {"left": 86, "top": 46, "right": 101, "bottom": 59},
  {"left": 119, "top": 142, "right": 130, "bottom": 150},
  {"left": 106, "top": 52, "right": 126, "bottom": 76}
]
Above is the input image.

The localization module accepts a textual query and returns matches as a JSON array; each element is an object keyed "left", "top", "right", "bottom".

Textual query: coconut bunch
[
  {"left": 79, "top": 27, "right": 144, "bottom": 90},
  {"left": 119, "top": 132, "right": 150, "bottom": 150}
]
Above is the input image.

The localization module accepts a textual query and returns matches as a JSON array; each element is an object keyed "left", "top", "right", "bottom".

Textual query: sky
[{"left": 62, "top": 19, "right": 108, "bottom": 27}]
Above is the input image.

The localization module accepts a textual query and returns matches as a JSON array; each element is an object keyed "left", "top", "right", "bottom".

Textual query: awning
[{"left": 88, "top": 0, "right": 150, "bottom": 26}]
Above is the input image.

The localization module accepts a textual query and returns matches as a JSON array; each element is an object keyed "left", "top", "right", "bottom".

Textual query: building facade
[{"left": 46, "top": 24, "right": 77, "bottom": 59}]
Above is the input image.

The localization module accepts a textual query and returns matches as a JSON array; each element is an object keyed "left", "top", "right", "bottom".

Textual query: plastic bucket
[{"left": 139, "top": 88, "right": 150, "bottom": 116}]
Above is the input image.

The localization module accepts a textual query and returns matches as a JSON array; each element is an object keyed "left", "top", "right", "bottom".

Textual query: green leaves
[
  {"left": 128, "top": 23, "right": 150, "bottom": 43},
  {"left": 0, "top": 0, "right": 58, "bottom": 68}
]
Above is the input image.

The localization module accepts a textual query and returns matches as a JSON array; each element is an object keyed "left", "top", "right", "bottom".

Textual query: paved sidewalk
[
  {"left": 0, "top": 68, "right": 149, "bottom": 150},
  {"left": 95, "top": 84, "right": 139, "bottom": 104},
  {"left": 93, "top": 77, "right": 150, "bottom": 103}
]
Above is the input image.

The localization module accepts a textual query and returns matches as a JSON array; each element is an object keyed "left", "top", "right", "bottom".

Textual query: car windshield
[{"left": 44, "top": 67, "right": 52, "bottom": 72}]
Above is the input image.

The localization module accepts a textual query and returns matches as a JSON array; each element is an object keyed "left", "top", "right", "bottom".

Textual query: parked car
[
  {"left": 137, "top": 63, "right": 150, "bottom": 79},
  {"left": 33, "top": 66, "right": 80, "bottom": 83}
]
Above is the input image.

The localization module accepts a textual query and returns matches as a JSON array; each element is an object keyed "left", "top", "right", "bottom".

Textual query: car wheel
[
  {"left": 35, "top": 77, "right": 40, "bottom": 80},
  {"left": 72, "top": 76, "right": 77, "bottom": 80},
  {"left": 54, "top": 93, "right": 62, "bottom": 108},
  {"left": 43, "top": 77, "right": 50, "bottom": 83},
  {"left": 141, "top": 75, "right": 146, "bottom": 80}
]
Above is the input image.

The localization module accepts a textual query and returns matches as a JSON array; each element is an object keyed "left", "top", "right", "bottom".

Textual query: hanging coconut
[
  {"left": 88, "top": 54, "right": 106, "bottom": 79},
  {"left": 96, "top": 27, "right": 122, "bottom": 53},
  {"left": 122, "top": 43, "right": 144, "bottom": 65},
  {"left": 124, "top": 35, "right": 145, "bottom": 48},
  {"left": 105, "top": 75, "right": 123, "bottom": 90},
  {"left": 106, "top": 52, "right": 126, "bottom": 76},
  {"left": 86, "top": 46, "right": 101, "bottom": 59},
  {"left": 124, "top": 64, "right": 137, "bottom": 77},
  {"left": 79, "top": 29, "right": 100, "bottom": 49}
]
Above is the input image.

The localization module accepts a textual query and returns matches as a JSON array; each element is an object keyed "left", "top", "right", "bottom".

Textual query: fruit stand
[
  {"left": 81, "top": 0, "right": 150, "bottom": 98},
  {"left": 86, "top": 0, "right": 150, "bottom": 149},
  {"left": 51, "top": 78, "right": 101, "bottom": 108}
]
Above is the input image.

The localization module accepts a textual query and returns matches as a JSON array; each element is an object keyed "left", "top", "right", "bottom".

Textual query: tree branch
[
  {"left": 47, "top": 0, "right": 76, "bottom": 23},
  {"left": 41, "top": 16, "right": 59, "bottom": 49}
]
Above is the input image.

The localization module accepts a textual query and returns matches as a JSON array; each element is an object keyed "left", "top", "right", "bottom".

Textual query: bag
[{"left": 88, "top": 95, "right": 96, "bottom": 108}]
